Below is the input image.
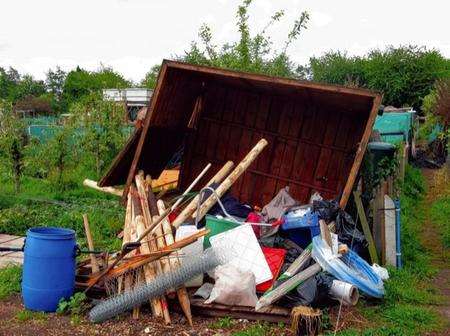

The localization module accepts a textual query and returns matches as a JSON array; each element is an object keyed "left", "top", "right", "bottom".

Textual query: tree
[
  {"left": 62, "top": 66, "right": 130, "bottom": 107},
  {"left": 0, "top": 101, "right": 28, "bottom": 192},
  {"left": 46, "top": 67, "right": 67, "bottom": 99},
  {"left": 70, "top": 94, "right": 128, "bottom": 178},
  {"left": 142, "top": 0, "right": 310, "bottom": 81},
  {"left": 309, "top": 46, "right": 450, "bottom": 110},
  {"left": 141, "top": 65, "right": 160, "bottom": 89},
  {"left": 0, "top": 67, "right": 19, "bottom": 100}
]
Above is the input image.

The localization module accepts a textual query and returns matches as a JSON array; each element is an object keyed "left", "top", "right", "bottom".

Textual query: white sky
[{"left": 0, "top": 0, "right": 449, "bottom": 83}]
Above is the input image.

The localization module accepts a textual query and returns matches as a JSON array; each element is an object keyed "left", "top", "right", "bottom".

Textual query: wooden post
[
  {"left": 171, "top": 163, "right": 211, "bottom": 211},
  {"left": 131, "top": 186, "right": 163, "bottom": 319},
  {"left": 158, "top": 200, "right": 193, "bottom": 327},
  {"left": 82, "top": 214, "right": 99, "bottom": 274},
  {"left": 399, "top": 144, "right": 408, "bottom": 182},
  {"left": 172, "top": 161, "right": 234, "bottom": 228},
  {"left": 83, "top": 179, "right": 123, "bottom": 197},
  {"left": 353, "top": 191, "right": 379, "bottom": 264},
  {"left": 340, "top": 95, "right": 383, "bottom": 209},
  {"left": 188, "top": 139, "right": 268, "bottom": 224},
  {"left": 135, "top": 176, "right": 170, "bottom": 323},
  {"left": 319, "top": 219, "right": 332, "bottom": 248}
]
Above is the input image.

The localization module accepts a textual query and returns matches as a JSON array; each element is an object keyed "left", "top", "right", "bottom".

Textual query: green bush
[{"left": 0, "top": 265, "right": 22, "bottom": 300}]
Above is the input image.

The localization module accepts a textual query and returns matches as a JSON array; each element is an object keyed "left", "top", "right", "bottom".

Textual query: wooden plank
[
  {"left": 186, "top": 298, "right": 291, "bottom": 323},
  {"left": 163, "top": 60, "right": 380, "bottom": 98},
  {"left": 353, "top": 191, "right": 379, "bottom": 264},
  {"left": 340, "top": 95, "right": 382, "bottom": 209},
  {"left": 82, "top": 214, "right": 99, "bottom": 274}
]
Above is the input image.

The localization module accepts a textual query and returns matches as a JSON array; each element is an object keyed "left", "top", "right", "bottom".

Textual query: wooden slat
[{"left": 339, "top": 95, "right": 382, "bottom": 208}]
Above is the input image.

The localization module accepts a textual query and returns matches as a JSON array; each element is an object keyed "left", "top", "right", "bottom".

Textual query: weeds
[
  {"left": 15, "top": 310, "right": 48, "bottom": 322},
  {"left": 57, "top": 292, "right": 89, "bottom": 316},
  {"left": 0, "top": 265, "right": 21, "bottom": 300},
  {"left": 232, "top": 321, "right": 287, "bottom": 336},
  {"left": 209, "top": 316, "right": 235, "bottom": 329},
  {"left": 333, "top": 165, "right": 444, "bottom": 335},
  {"left": 430, "top": 194, "right": 450, "bottom": 249}
]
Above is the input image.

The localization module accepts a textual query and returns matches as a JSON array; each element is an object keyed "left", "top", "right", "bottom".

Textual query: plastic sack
[
  {"left": 371, "top": 264, "right": 389, "bottom": 281},
  {"left": 205, "top": 263, "right": 258, "bottom": 307},
  {"left": 311, "top": 236, "right": 384, "bottom": 298},
  {"left": 312, "top": 200, "right": 366, "bottom": 251}
]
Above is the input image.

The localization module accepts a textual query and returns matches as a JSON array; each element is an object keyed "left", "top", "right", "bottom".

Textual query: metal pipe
[{"left": 394, "top": 199, "right": 402, "bottom": 269}]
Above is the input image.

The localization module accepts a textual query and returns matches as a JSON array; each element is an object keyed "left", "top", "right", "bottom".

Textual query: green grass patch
[
  {"left": 0, "top": 265, "right": 22, "bottom": 300},
  {"left": 335, "top": 165, "right": 444, "bottom": 335},
  {"left": 209, "top": 316, "right": 235, "bottom": 329},
  {"left": 232, "top": 322, "right": 288, "bottom": 336},
  {"left": 0, "top": 164, "right": 123, "bottom": 251},
  {"left": 15, "top": 310, "right": 48, "bottom": 322},
  {"left": 430, "top": 194, "right": 450, "bottom": 249},
  {"left": 384, "top": 267, "right": 441, "bottom": 305}
]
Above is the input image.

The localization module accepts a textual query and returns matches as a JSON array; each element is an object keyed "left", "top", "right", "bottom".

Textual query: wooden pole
[
  {"left": 172, "top": 161, "right": 234, "bottom": 228},
  {"left": 158, "top": 200, "right": 193, "bottom": 327},
  {"left": 353, "top": 191, "right": 379, "bottom": 264},
  {"left": 340, "top": 94, "right": 382, "bottom": 209},
  {"left": 171, "top": 163, "right": 211, "bottom": 211},
  {"left": 135, "top": 175, "right": 169, "bottom": 323},
  {"left": 82, "top": 214, "right": 99, "bottom": 274},
  {"left": 83, "top": 179, "right": 123, "bottom": 197},
  {"left": 189, "top": 139, "right": 268, "bottom": 223}
]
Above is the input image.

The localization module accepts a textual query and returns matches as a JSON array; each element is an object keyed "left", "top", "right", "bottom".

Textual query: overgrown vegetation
[
  {"left": 15, "top": 310, "right": 48, "bottom": 322},
  {"left": 0, "top": 100, "right": 28, "bottom": 192},
  {"left": 57, "top": 292, "right": 89, "bottom": 317},
  {"left": 309, "top": 46, "right": 450, "bottom": 110},
  {"left": 0, "top": 265, "right": 21, "bottom": 300},
  {"left": 331, "top": 165, "right": 444, "bottom": 335}
]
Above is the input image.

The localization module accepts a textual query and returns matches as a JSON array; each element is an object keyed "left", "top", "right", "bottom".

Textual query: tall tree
[
  {"left": 62, "top": 66, "right": 130, "bottom": 107},
  {"left": 142, "top": 0, "right": 310, "bottom": 83},
  {"left": 46, "top": 66, "right": 67, "bottom": 99},
  {"left": 0, "top": 101, "right": 28, "bottom": 192}
]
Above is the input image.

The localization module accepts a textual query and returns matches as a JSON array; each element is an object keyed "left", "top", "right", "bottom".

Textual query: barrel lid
[{"left": 27, "top": 227, "right": 75, "bottom": 240}]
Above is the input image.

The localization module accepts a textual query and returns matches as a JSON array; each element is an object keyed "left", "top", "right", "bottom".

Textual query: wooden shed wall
[
  {"left": 99, "top": 61, "right": 381, "bottom": 208},
  {"left": 180, "top": 80, "right": 373, "bottom": 207}
]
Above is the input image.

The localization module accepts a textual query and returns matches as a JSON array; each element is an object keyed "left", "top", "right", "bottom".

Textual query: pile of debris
[
  {"left": 74, "top": 61, "right": 393, "bottom": 334},
  {"left": 77, "top": 139, "right": 388, "bottom": 335}
]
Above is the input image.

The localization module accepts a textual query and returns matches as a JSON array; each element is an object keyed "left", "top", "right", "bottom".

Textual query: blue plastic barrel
[{"left": 22, "top": 227, "right": 76, "bottom": 312}]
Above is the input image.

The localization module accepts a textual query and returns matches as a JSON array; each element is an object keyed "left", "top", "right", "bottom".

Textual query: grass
[
  {"left": 0, "top": 265, "right": 22, "bottom": 300},
  {"left": 209, "top": 316, "right": 235, "bottom": 329},
  {"left": 0, "top": 164, "right": 123, "bottom": 251},
  {"left": 430, "top": 191, "right": 450, "bottom": 249},
  {"left": 232, "top": 322, "right": 288, "bottom": 336},
  {"left": 15, "top": 310, "right": 48, "bottom": 322},
  {"left": 330, "top": 165, "right": 445, "bottom": 335}
]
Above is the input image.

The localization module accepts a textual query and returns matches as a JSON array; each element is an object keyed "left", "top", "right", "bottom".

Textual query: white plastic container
[{"left": 175, "top": 225, "right": 204, "bottom": 287}]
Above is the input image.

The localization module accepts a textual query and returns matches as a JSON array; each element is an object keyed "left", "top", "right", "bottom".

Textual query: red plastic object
[
  {"left": 246, "top": 212, "right": 262, "bottom": 237},
  {"left": 168, "top": 208, "right": 180, "bottom": 223},
  {"left": 256, "top": 247, "right": 287, "bottom": 293}
]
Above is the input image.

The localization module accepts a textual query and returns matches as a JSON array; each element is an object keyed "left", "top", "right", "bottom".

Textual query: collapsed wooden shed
[{"left": 99, "top": 60, "right": 382, "bottom": 209}]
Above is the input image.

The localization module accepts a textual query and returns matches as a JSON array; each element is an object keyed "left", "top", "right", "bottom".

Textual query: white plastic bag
[
  {"left": 205, "top": 263, "right": 258, "bottom": 307},
  {"left": 371, "top": 264, "right": 389, "bottom": 281}
]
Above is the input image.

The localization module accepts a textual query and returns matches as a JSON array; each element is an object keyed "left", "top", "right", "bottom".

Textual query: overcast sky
[{"left": 0, "top": 0, "right": 448, "bottom": 83}]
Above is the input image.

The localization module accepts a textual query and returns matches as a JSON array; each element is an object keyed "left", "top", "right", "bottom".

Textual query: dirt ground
[{"left": 0, "top": 294, "right": 272, "bottom": 336}]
